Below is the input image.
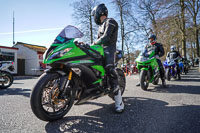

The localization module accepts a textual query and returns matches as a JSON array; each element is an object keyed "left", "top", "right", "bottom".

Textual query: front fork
[{"left": 58, "top": 70, "right": 73, "bottom": 99}]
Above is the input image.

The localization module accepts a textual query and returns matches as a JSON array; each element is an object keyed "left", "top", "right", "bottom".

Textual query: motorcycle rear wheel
[
  {"left": 30, "top": 72, "right": 75, "bottom": 122},
  {"left": 0, "top": 71, "right": 13, "bottom": 89}
]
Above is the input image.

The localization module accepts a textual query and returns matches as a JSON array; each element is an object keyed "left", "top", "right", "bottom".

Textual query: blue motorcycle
[{"left": 163, "top": 58, "right": 179, "bottom": 81}]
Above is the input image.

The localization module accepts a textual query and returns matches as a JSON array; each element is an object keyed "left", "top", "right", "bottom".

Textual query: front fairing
[
  {"left": 44, "top": 39, "right": 87, "bottom": 64},
  {"left": 136, "top": 49, "right": 155, "bottom": 64},
  {"left": 163, "top": 59, "right": 176, "bottom": 67},
  {"left": 43, "top": 25, "right": 104, "bottom": 65},
  {"left": 44, "top": 25, "right": 85, "bottom": 64}
]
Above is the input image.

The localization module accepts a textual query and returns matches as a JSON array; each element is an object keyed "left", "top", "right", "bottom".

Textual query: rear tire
[
  {"left": 0, "top": 71, "right": 13, "bottom": 89},
  {"left": 140, "top": 70, "right": 149, "bottom": 91},
  {"left": 30, "top": 72, "right": 75, "bottom": 122}
]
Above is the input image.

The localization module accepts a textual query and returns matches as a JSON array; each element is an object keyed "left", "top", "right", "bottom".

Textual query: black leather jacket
[
  {"left": 94, "top": 18, "right": 118, "bottom": 50},
  {"left": 145, "top": 42, "right": 165, "bottom": 58}
]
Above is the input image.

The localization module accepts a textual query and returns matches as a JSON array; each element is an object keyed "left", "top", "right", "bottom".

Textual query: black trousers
[
  {"left": 104, "top": 46, "right": 116, "bottom": 65},
  {"left": 156, "top": 59, "right": 165, "bottom": 80},
  {"left": 104, "top": 47, "right": 119, "bottom": 92}
]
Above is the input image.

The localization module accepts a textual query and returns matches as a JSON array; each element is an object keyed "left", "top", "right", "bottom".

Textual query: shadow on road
[
  {"left": 0, "top": 87, "right": 31, "bottom": 97},
  {"left": 150, "top": 68, "right": 200, "bottom": 94},
  {"left": 45, "top": 97, "right": 200, "bottom": 133},
  {"left": 151, "top": 84, "right": 200, "bottom": 94}
]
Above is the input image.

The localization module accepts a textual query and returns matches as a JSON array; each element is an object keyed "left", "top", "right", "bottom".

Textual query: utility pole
[{"left": 13, "top": 11, "right": 15, "bottom": 46}]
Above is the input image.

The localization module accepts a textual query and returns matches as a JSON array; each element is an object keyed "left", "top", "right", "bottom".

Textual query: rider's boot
[
  {"left": 160, "top": 67, "right": 167, "bottom": 88},
  {"left": 106, "top": 66, "right": 125, "bottom": 113},
  {"left": 136, "top": 83, "right": 140, "bottom": 86},
  {"left": 114, "top": 90, "right": 124, "bottom": 113}
]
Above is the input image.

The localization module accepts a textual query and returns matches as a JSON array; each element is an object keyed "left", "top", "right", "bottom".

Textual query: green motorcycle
[
  {"left": 136, "top": 49, "right": 160, "bottom": 90},
  {"left": 30, "top": 25, "right": 125, "bottom": 122}
]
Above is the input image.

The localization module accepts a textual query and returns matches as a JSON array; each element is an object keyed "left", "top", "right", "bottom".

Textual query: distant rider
[
  {"left": 166, "top": 46, "right": 182, "bottom": 79},
  {"left": 136, "top": 34, "right": 166, "bottom": 87}
]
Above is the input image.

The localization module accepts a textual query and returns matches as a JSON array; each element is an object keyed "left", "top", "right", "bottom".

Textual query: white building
[
  {"left": 14, "top": 42, "right": 47, "bottom": 75},
  {"left": 0, "top": 46, "right": 18, "bottom": 74}
]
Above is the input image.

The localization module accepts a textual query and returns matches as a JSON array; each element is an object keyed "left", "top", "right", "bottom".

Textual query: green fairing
[
  {"left": 43, "top": 37, "right": 106, "bottom": 86},
  {"left": 91, "top": 65, "right": 105, "bottom": 76},
  {"left": 90, "top": 45, "right": 104, "bottom": 56},
  {"left": 136, "top": 50, "right": 159, "bottom": 83},
  {"left": 43, "top": 39, "right": 104, "bottom": 64},
  {"left": 149, "top": 51, "right": 155, "bottom": 58},
  {"left": 69, "top": 60, "right": 94, "bottom": 64},
  {"left": 91, "top": 65, "right": 105, "bottom": 84},
  {"left": 93, "top": 79, "right": 103, "bottom": 84}
]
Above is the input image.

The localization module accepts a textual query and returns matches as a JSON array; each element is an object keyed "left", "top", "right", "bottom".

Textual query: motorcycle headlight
[{"left": 48, "top": 48, "right": 72, "bottom": 60}]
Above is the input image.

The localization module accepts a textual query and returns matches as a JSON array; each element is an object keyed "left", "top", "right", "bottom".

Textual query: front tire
[
  {"left": 0, "top": 71, "right": 13, "bottom": 89},
  {"left": 165, "top": 68, "right": 171, "bottom": 81},
  {"left": 30, "top": 72, "right": 75, "bottom": 122},
  {"left": 140, "top": 70, "right": 149, "bottom": 91}
]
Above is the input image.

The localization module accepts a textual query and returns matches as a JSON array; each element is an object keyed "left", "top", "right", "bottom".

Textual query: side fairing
[{"left": 90, "top": 45, "right": 104, "bottom": 56}]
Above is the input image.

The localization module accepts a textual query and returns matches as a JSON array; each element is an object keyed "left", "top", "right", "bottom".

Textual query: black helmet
[
  {"left": 148, "top": 34, "right": 156, "bottom": 40},
  {"left": 91, "top": 4, "right": 108, "bottom": 25}
]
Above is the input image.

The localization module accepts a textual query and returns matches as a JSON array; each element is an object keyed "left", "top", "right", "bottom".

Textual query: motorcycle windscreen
[
  {"left": 53, "top": 25, "right": 84, "bottom": 44},
  {"left": 140, "top": 49, "right": 155, "bottom": 58},
  {"left": 45, "top": 25, "right": 84, "bottom": 59}
]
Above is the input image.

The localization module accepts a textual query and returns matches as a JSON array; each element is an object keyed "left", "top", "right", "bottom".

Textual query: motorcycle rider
[
  {"left": 91, "top": 3, "right": 124, "bottom": 113},
  {"left": 136, "top": 34, "right": 166, "bottom": 87},
  {"left": 166, "top": 45, "right": 182, "bottom": 79}
]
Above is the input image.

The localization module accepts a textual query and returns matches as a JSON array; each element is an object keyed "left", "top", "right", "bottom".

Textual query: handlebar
[{"left": 74, "top": 41, "right": 101, "bottom": 59}]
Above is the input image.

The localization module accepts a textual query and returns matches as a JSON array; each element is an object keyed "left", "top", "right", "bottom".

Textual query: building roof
[
  {"left": 15, "top": 42, "right": 47, "bottom": 53},
  {"left": 0, "top": 45, "right": 18, "bottom": 50}
]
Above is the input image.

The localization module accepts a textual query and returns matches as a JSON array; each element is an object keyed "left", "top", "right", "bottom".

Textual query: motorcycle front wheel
[
  {"left": 30, "top": 72, "right": 75, "bottom": 122},
  {"left": 0, "top": 71, "right": 13, "bottom": 89},
  {"left": 140, "top": 70, "right": 149, "bottom": 91},
  {"left": 165, "top": 68, "right": 171, "bottom": 81}
]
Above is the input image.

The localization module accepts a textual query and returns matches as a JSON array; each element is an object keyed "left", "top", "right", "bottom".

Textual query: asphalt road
[{"left": 0, "top": 67, "right": 200, "bottom": 133}]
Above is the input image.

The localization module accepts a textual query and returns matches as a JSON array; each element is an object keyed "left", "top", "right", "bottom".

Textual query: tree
[
  {"left": 156, "top": 15, "right": 182, "bottom": 57},
  {"left": 185, "top": 0, "right": 200, "bottom": 57},
  {"left": 133, "top": 0, "right": 166, "bottom": 35},
  {"left": 112, "top": 0, "right": 133, "bottom": 63},
  {"left": 71, "top": 0, "right": 99, "bottom": 44}
]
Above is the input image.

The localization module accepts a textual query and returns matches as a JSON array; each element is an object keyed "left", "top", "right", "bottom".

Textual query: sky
[{"left": 0, "top": 0, "right": 114, "bottom": 48}]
